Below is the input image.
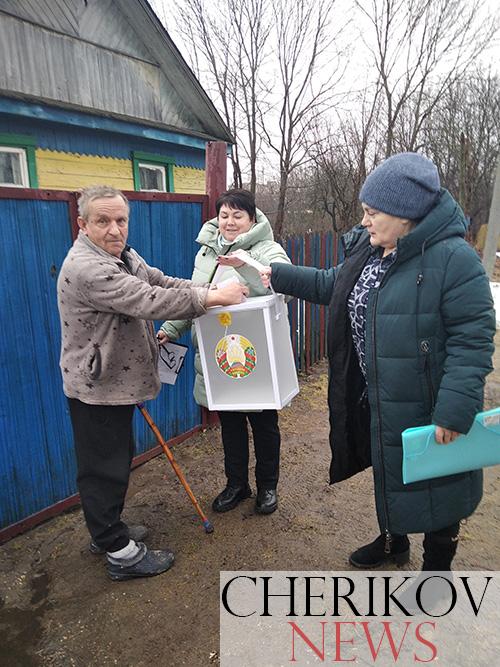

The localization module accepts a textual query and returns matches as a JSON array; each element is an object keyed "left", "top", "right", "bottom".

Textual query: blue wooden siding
[
  {"left": 0, "top": 108, "right": 206, "bottom": 168},
  {"left": 0, "top": 197, "right": 203, "bottom": 530},
  {"left": 0, "top": 199, "right": 76, "bottom": 527},
  {"left": 127, "top": 201, "right": 202, "bottom": 454}
]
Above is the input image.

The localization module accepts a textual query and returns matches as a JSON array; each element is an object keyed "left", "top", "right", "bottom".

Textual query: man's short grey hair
[{"left": 78, "top": 185, "right": 129, "bottom": 219}]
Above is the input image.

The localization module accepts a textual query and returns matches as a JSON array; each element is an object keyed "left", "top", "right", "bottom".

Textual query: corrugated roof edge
[{"left": 0, "top": 94, "right": 229, "bottom": 150}]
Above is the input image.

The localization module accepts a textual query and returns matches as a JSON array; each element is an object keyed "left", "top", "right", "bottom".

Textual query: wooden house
[{"left": 0, "top": 0, "right": 232, "bottom": 193}]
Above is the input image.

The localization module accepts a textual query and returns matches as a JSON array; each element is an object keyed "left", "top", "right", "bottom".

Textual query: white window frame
[
  {"left": 0, "top": 146, "right": 30, "bottom": 187},
  {"left": 137, "top": 162, "right": 167, "bottom": 192}
]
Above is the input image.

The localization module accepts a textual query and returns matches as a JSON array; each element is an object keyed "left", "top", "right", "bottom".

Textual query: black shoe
[
  {"left": 212, "top": 484, "right": 252, "bottom": 513},
  {"left": 349, "top": 534, "right": 410, "bottom": 569},
  {"left": 89, "top": 524, "right": 149, "bottom": 555},
  {"left": 106, "top": 543, "right": 175, "bottom": 581},
  {"left": 255, "top": 489, "right": 278, "bottom": 514}
]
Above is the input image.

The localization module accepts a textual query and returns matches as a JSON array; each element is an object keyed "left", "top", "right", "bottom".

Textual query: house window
[
  {"left": 138, "top": 162, "right": 167, "bottom": 192},
  {"left": 132, "top": 151, "right": 174, "bottom": 192},
  {"left": 0, "top": 134, "right": 38, "bottom": 188},
  {"left": 0, "top": 147, "right": 29, "bottom": 187}
]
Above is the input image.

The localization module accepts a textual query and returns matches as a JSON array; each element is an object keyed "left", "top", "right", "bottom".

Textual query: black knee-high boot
[{"left": 422, "top": 522, "right": 460, "bottom": 571}]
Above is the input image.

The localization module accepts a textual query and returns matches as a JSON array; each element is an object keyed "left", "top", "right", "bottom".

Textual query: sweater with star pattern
[{"left": 57, "top": 231, "right": 209, "bottom": 405}]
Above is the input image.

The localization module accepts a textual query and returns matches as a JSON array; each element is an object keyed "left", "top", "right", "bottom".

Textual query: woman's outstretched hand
[
  {"left": 217, "top": 254, "right": 245, "bottom": 268},
  {"left": 435, "top": 426, "right": 460, "bottom": 444},
  {"left": 260, "top": 266, "right": 272, "bottom": 288}
]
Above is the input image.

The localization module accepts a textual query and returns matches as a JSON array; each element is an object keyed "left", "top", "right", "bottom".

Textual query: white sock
[{"left": 107, "top": 539, "right": 140, "bottom": 562}]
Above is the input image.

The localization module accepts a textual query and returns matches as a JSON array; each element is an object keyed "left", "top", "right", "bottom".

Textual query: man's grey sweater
[{"left": 57, "top": 232, "right": 208, "bottom": 405}]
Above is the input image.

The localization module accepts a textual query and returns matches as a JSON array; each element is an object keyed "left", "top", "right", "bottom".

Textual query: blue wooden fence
[
  {"left": 0, "top": 191, "right": 207, "bottom": 538},
  {"left": 0, "top": 190, "right": 340, "bottom": 539},
  {"left": 285, "top": 231, "right": 341, "bottom": 372},
  {"left": 0, "top": 197, "right": 76, "bottom": 527},
  {"left": 127, "top": 198, "right": 206, "bottom": 457}
]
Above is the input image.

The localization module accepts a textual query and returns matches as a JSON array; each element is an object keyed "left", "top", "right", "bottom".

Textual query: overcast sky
[
  {"left": 153, "top": 0, "right": 500, "bottom": 77},
  {"left": 151, "top": 0, "right": 500, "bottom": 181}
]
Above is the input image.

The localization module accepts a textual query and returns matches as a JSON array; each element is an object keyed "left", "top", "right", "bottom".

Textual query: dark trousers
[
  {"left": 217, "top": 410, "right": 281, "bottom": 490},
  {"left": 68, "top": 398, "right": 135, "bottom": 553}
]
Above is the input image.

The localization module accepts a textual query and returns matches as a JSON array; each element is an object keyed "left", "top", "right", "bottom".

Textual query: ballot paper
[
  {"left": 158, "top": 341, "right": 188, "bottom": 385},
  {"left": 228, "top": 248, "right": 266, "bottom": 272},
  {"left": 211, "top": 249, "right": 267, "bottom": 289},
  {"left": 211, "top": 264, "right": 240, "bottom": 286}
]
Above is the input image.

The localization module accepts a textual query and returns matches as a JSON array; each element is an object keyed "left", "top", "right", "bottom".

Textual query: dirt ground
[{"left": 1, "top": 335, "right": 500, "bottom": 667}]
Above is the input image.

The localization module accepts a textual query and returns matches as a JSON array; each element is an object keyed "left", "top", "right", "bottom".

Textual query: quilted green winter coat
[
  {"left": 160, "top": 209, "right": 290, "bottom": 407},
  {"left": 270, "top": 190, "right": 495, "bottom": 535}
]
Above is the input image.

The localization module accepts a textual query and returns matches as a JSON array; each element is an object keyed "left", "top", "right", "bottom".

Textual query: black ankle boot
[
  {"left": 422, "top": 523, "right": 460, "bottom": 571},
  {"left": 349, "top": 533, "right": 410, "bottom": 568}
]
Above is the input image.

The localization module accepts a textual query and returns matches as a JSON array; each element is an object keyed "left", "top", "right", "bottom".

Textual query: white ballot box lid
[{"left": 204, "top": 293, "right": 277, "bottom": 315}]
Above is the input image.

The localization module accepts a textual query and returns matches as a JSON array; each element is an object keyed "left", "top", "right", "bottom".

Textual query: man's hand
[
  {"left": 157, "top": 331, "right": 169, "bottom": 346},
  {"left": 205, "top": 282, "right": 249, "bottom": 307},
  {"left": 260, "top": 266, "right": 272, "bottom": 288},
  {"left": 435, "top": 426, "right": 461, "bottom": 444},
  {"left": 217, "top": 254, "right": 245, "bottom": 268}
]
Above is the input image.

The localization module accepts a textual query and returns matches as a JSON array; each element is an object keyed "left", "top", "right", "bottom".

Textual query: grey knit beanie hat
[{"left": 359, "top": 152, "right": 440, "bottom": 220}]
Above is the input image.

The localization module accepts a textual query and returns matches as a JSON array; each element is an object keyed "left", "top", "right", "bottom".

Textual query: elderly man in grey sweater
[{"left": 57, "top": 185, "right": 247, "bottom": 581}]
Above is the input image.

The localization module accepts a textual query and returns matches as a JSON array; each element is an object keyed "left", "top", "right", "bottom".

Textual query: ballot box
[{"left": 194, "top": 294, "right": 299, "bottom": 410}]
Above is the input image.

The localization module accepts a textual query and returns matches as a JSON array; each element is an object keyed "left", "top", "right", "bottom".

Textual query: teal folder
[{"left": 402, "top": 407, "right": 500, "bottom": 484}]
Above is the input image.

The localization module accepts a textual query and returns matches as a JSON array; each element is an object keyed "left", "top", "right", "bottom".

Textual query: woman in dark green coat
[{"left": 262, "top": 153, "right": 495, "bottom": 570}]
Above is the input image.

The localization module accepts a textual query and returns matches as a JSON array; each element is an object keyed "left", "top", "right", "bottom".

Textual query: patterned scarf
[{"left": 347, "top": 248, "right": 397, "bottom": 379}]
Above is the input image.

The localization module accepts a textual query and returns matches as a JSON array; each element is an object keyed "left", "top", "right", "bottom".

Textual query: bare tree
[
  {"left": 356, "top": 0, "right": 497, "bottom": 157},
  {"left": 260, "top": 0, "right": 345, "bottom": 238},
  {"left": 422, "top": 70, "right": 500, "bottom": 237},
  {"left": 150, "top": 0, "right": 498, "bottom": 240},
  {"left": 229, "top": 0, "right": 272, "bottom": 193},
  {"left": 155, "top": 0, "right": 271, "bottom": 192},
  {"left": 311, "top": 84, "right": 383, "bottom": 233},
  {"left": 309, "top": 0, "right": 498, "bottom": 235},
  {"left": 167, "top": 0, "right": 242, "bottom": 188}
]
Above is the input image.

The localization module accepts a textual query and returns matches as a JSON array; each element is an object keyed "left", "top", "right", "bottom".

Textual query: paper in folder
[{"left": 402, "top": 407, "right": 500, "bottom": 484}]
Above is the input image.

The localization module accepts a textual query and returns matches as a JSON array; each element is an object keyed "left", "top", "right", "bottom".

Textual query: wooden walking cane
[{"left": 136, "top": 402, "right": 214, "bottom": 534}]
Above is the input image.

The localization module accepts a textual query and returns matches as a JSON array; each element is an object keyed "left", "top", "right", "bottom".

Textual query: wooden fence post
[
  {"left": 205, "top": 141, "right": 227, "bottom": 219},
  {"left": 483, "top": 156, "right": 500, "bottom": 278},
  {"left": 69, "top": 191, "right": 79, "bottom": 240},
  {"left": 304, "top": 234, "right": 311, "bottom": 372}
]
